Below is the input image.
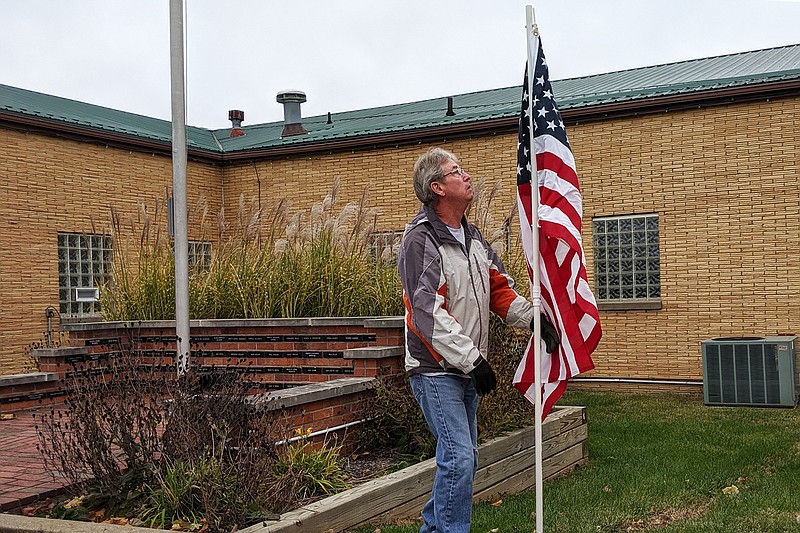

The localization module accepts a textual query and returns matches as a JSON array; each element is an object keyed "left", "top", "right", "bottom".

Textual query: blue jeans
[{"left": 409, "top": 373, "right": 479, "bottom": 533}]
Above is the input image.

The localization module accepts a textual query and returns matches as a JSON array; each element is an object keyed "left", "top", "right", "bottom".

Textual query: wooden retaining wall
[{"left": 239, "top": 405, "right": 588, "bottom": 533}]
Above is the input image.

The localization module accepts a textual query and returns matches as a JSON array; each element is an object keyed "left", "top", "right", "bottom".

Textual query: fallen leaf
[
  {"left": 103, "top": 517, "right": 129, "bottom": 525},
  {"left": 492, "top": 499, "right": 503, "bottom": 507},
  {"left": 171, "top": 519, "right": 191, "bottom": 531},
  {"left": 722, "top": 485, "right": 739, "bottom": 496},
  {"left": 0, "top": 413, "right": 16, "bottom": 421},
  {"left": 603, "top": 485, "right": 613, "bottom": 493},
  {"left": 63, "top": 495, "right": 86, "bottom": 509},
  {"left": 736, "top": 476, "right": 748, "bottom": 485}
]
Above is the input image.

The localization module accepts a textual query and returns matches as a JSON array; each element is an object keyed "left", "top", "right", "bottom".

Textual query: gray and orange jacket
[{"left": 397, "top": 205, "right": 535, "bottom": 376}]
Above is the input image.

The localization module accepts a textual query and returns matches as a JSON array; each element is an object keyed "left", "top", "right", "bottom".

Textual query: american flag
[{"left": 513, "top": 34, "right": 602, "bottom": 420}]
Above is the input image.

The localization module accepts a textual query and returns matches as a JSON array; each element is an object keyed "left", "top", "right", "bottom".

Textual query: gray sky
[{"left": 3, "top": 0, "right": 799, "bottom": 129}]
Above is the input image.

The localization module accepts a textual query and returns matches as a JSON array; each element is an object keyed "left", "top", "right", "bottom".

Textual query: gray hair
[{"left": 412, "top": 147, "right": 459, "bottom": 205}]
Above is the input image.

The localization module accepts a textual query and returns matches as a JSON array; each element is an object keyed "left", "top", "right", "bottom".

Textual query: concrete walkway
[{"left": 0, "top": 406, "right": 68, "bottom": 512}]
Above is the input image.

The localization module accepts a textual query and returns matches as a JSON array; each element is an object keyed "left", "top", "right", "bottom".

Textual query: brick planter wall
[{"left": 2, "top": 317, "right": 405, "bottom": 451}]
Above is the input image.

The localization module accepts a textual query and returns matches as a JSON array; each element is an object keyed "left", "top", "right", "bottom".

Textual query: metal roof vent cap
[
  {"left": 228, "top": 109, "right": 245, "bottom": 137},
  {"left": 276, "top": 89, "right": 308, "bottom": 137}
]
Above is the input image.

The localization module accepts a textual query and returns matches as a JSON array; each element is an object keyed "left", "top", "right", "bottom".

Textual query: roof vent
[
  {"left": 446, "top": 96, "right": 456, "bottom": 116},
  {"left": 228, "top": 109, "right": 245, "bottom": 137},
  {"left": 276, "top": 90, "right": 308, "bottom": 137}
]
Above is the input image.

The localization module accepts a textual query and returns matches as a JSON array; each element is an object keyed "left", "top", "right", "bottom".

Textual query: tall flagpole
[
  {"left": 525, "top": 5, "right": 544, "bottom": 533},
  {"left": 169, "top": 0, "right": 191, "bottom": 376}
]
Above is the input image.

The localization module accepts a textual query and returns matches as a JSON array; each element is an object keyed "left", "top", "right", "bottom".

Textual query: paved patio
[{"left": 0, "top": 406, "right": 69, "bottom": 512}]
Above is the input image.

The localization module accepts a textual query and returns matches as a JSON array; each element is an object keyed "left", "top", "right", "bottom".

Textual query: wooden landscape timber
[{"left": 240, "top": 405, "right": 588, "bottom": 533}]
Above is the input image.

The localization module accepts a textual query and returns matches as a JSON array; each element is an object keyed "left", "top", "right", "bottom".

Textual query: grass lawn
[{"left": 353, "top": 391, "right": 800, "bottom": 532}]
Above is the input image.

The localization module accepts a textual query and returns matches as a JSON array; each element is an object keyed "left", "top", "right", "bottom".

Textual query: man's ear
[{"left": 430, "top": 181, "right": 445, "bottom": 197}]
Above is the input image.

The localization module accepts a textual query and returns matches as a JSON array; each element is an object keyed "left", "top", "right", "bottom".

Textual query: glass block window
[
  {"left": 593, "top": 214, "right": 660, "bottom": 301},
  {"left": 58, "top": 233, "right": 113, "bottom": 316},
  {"left": 367, "top": 230, "right": 403, "bottom": 264},
  {"left": 188, "top": 241, "right": 213, "bottom": 271}
]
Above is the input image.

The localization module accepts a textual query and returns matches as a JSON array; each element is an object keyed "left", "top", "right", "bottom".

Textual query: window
[
  {"left": 593, "top": 214, "right": 660, "bottom": 310},
  {"left": 367, "top": 230, "right": 403, "bottom": 264},
  {"left": 188, "top": 241, "right": 212, "bottom": 271},
  {"left": 58, "top": 233, "right": 113, "bottom": 316}
]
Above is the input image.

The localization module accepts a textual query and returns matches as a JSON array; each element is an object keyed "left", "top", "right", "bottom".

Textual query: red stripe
[
  {"left": 537, "top": 152, "right": 579, "bottom": 191},
  {"left": 540, "top": 189, "right": 581, "bottom": 232}
]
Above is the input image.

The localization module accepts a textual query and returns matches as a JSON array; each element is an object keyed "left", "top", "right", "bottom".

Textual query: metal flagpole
[
  {"left": 169, "top": 0, "right": 191, "bottom": 376},
  {"left": 525, "top": 5, "right": 544, "bottom": 533}
]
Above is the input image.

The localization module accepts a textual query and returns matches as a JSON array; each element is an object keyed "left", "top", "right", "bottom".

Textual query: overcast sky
[{"left": 3, "top": 0, "right": 799, "bottom": 129}]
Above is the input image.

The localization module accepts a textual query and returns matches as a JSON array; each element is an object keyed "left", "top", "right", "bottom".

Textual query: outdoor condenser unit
[{"left": 701, "top": 336, "right": 797, "bottom": 407}]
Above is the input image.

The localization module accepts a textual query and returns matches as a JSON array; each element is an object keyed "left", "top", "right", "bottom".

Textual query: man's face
[{"left": 435, "top": 159, "right": 473, "bottom": 205}]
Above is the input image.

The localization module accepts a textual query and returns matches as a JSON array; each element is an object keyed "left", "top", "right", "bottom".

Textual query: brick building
[{"left": 1, "top": 44, "right": 799, "bottom": 388}]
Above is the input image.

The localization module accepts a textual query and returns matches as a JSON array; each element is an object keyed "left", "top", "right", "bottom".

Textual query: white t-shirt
[{"left": 447, "top": 224, "right": 465, "bottom": 247}]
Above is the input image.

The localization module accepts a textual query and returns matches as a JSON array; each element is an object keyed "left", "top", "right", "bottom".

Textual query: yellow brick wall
[
  {"left": 1, "top": 95, "right": 798, "bottom": 381},
  {"left": 226, "top": 97, "right": 800, "bottom": 382},
  {"left": 0, "top": 130, "right": 221, "bottom": 374},
  {"left": 221, "top": 138, "right": 522, "bottom": 233},
  {"left": 575, "top": 97, "right": 800, "bottom": 379}
]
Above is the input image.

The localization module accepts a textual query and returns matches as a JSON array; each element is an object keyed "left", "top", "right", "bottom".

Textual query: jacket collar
[{"left": 414, "top": 204, "right": 473, "bottom": 247}]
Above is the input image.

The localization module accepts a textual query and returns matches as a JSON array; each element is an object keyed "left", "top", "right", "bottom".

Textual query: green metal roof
[
  {"left": 0, "top": 84, "right": 221, "bottom": 151},
  {"left": 2, "top": 43, "right": 799, "bottom": 155}
]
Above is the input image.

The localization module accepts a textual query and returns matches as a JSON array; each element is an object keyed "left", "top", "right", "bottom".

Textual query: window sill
[
  {"left": 60, "top": 315, "right": 105, "bottom": 325},
  {"left": 598, "top": 299, "right": 662, "bottom": 311}
]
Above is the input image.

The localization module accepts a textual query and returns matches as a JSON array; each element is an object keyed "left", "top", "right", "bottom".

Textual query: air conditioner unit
[{"left": 702, "top": 336, "right": 797, "bottom": 407}]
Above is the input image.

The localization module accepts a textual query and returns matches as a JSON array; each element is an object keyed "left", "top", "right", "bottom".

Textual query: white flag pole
[
  {"left": 525, "top": 5, "right": 544, "bottom": 533},
  {"left": 169, "top": 0, "right": 191, "bottom": 376}
]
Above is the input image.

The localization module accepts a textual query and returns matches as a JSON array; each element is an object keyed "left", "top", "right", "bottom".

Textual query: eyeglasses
[{"left": 441, "top": 165, "right": 466, "bottom": 179}]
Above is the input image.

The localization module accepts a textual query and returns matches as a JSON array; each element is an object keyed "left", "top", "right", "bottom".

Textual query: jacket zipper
[{"left": 465, "top": 239, "right": 485, "bottom": 353}]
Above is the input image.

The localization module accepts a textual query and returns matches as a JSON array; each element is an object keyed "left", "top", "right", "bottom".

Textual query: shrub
[
  {"left": 355, "top": 374, "right": 436, "bottom": 461},
  {"left": 357, "top": 317, "right": 536, "bottom": 463},
  {"left": 267, "top": 434, "right": 351, "bottom": 512},
  {"left": 477, "top": 315, "right": 537, "bottom": 437},
  {"left": 35, "top": 333, "right": 344, "bottom": 532}
]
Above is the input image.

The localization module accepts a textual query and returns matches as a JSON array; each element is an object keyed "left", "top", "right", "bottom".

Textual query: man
[{"left": 397, "top": 147, "right": 557, "bottom": 533}]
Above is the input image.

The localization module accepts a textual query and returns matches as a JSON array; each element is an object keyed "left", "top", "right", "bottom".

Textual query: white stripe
[
  {"left": 567, "top": 252, "right": 580, "bottom": 304},
  {"left": 539, "top": 168, "right": 583, "bottom": 217},
  {"left": 535, "top": 134, "right": 576, "bottom": 171},
  {"left": 579, "top": 313, "right": 598, "bottom": 340},
  {"left": 555, "top": 239, "right": 570, "bottom": 267},
  {"left": 577, "top": 277, "right": 598, "bottom": 308}
]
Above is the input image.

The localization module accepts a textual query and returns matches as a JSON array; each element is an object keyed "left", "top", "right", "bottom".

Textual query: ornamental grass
[{"left": 100, "top": 180, "right": 404, "bottom": 321}]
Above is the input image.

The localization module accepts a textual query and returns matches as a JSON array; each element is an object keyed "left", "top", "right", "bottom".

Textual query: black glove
[
  {"left": 469, "top": 357, "right": 497, "bottom": 396},
  {"left": 531, "top": 313, "right": 560, "bottom": 354}
]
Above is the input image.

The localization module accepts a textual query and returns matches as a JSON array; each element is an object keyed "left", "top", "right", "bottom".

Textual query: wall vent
[
  {"left": 702, "top": 336, "right": 797, "bottom": 407},
  {"left": 75, "top": 287, "right": 100, "bottom": 302}
]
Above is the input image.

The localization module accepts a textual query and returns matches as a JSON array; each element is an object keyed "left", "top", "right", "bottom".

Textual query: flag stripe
[{"left": 513, "top": 33, "right": 602, "bottom": 421}]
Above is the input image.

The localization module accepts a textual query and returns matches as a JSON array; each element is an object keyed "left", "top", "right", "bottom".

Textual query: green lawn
[{"left": 354, "top": 391, "right": 800, "bottom": 532}]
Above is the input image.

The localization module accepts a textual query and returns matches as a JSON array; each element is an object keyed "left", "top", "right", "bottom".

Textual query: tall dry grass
[{"left": 100, "top": 181, "right": 404, "bottom": 320}]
